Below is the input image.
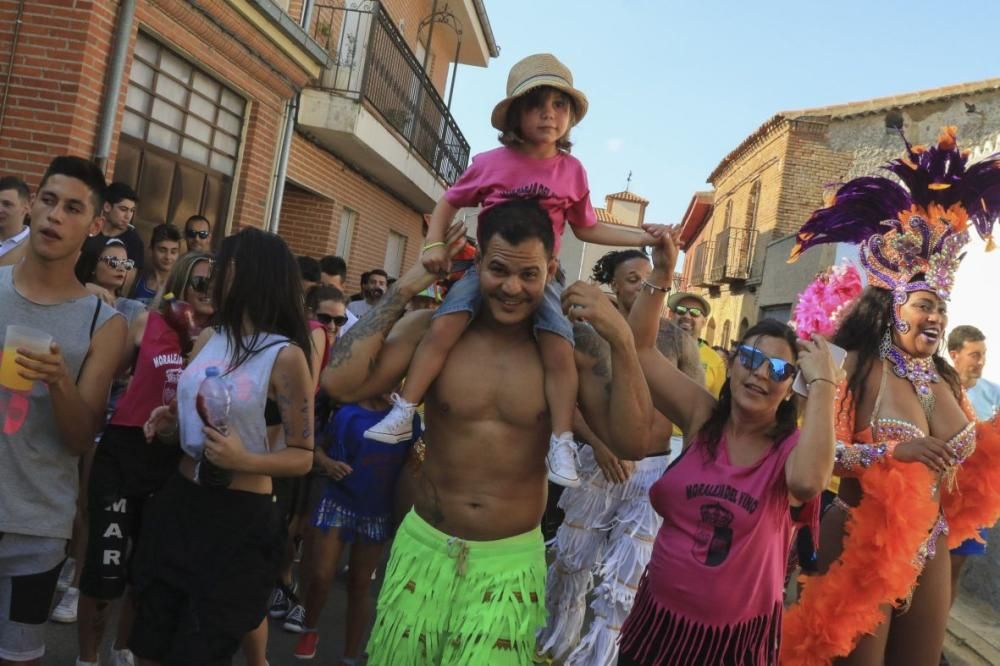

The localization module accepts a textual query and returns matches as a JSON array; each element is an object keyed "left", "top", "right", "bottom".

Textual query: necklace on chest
[{"left": 880, "top": 331, "right": 939, "bottom": 418}]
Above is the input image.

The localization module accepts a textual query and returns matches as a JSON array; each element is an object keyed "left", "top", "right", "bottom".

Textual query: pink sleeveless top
[
  {"left": 110, "top": 311, "right": 183, "bottom": 428},
  {"left": 620, "top": 431, "right": 814, "bottom": 665}
]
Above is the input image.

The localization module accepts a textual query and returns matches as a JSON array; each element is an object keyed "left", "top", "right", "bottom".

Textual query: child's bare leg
[
  {"left": 538, "top": 332, "right": 578, "bottom": 438},
  {"left": 398, "top": 312, "right": 470, "bottom": 404}
]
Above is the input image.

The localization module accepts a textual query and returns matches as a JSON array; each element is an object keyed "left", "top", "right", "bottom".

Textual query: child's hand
[{"left": 421, "top": 244, "right": 451, "bottom": 276}]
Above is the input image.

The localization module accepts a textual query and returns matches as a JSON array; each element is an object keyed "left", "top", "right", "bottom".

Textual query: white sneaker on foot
[
  {"left": 364, "top": 393, "right": 416, "bottom": 444},
  {"left": 51, "top": 586, "right": 79, "bottom": 623},
  {"left": 111, "top": 648, "right": 136, "bottom": 666},
  {"left": 546, "top": 432, "right": 580, "bottom": 488},
  {"left": 57, "top": 558, "right": 76, "bottom": 593}
]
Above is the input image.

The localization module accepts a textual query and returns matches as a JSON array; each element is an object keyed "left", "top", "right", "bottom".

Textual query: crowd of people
[{"left": 1, "top": 52, "right": 1000, "bottom": 666}]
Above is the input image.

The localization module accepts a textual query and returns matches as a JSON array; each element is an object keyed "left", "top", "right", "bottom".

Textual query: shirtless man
[{"left": 321, "top": 200, "right": 653, "bottom": 665}]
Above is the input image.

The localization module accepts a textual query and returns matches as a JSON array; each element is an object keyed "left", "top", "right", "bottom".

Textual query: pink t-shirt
[
  {"left": 620, "top": 431, "right": 816, "bottom": 665},
  {"left": 444, "top": 146, "right": 598, "bottom": 255}
]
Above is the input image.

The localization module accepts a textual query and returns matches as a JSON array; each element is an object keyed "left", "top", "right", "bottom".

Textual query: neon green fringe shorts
[{"left": 366, "top": 509, "right": 547, "bottom": 665}]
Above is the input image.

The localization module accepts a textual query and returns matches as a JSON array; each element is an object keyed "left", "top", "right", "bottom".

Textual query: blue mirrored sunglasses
[{"left": 736, "top": 345, "right": 797, "bottom": 383}]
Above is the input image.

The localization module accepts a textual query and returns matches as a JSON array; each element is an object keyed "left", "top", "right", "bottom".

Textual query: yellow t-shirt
[{"left": 672, "top": 340, "right": 727, "bottom": 437}]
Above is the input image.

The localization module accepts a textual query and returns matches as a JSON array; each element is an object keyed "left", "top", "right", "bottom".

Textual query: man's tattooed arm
[
  {"left": 321, "top": 284, "right": 425, "bottom": 403},
  {"left": 657, "top": 318, "right": 705, "bottom": 385},
  {"left": 574, "top": 321, "right": 652, "bottom": 460}
]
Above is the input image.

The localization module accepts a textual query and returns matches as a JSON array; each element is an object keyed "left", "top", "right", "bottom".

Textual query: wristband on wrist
[
  {"left": 807, "top": 377, "right": 837, "bottom": 389},
  {"left": 641, "top": 280, "right": 671, "bottom": 294},
  {"left": 422, "top": 241, "right": 446, "bottom": 253}
]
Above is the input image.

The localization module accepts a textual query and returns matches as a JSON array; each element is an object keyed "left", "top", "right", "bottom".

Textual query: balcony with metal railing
[
  {"left": 690, "top": 241, "right": 716, "bottom": 287},
  {"left": 298, "top": 2, "right": 471, "bottom": 211},
  {"left": 709, "top": 226, "right": 758, "bottom": 283}
]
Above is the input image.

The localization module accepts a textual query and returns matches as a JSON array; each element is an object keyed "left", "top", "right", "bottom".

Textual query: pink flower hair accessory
[{"left": 791, "top": 261, "right": 864, "bottom": 339}]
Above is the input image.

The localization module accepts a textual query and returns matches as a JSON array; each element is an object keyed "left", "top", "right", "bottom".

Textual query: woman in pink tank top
[{"left": 615, "top": 232, "right": 839, "bottom": 665}]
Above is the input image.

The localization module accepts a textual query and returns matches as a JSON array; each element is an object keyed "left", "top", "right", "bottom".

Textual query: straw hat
[
  {"left": 668, "top": 291, "right": 711, "bottom": 317},
  {"left": 490, "top": 53, "right": 589, "bottom": 131}
]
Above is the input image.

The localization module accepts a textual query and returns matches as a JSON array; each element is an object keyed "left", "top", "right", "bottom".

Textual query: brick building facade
[
  {"left": 679, "top": 77, "right": 1000, "bottom": 349},
  {"left": 0, "top": 0, "right": 498, "bottom": 291}
]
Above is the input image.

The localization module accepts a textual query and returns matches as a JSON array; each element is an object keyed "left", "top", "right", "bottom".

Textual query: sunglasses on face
[
  {"left": 186, "top": 229, "right": 210, "bottom": 240},
  {"left": 99, "top": 256, "right": 135, "bottom": 271},
  {"left": 188, "top": 275, "right": 212, "bottom": 294},
  {"left": 316, "top": 313, "right": 348, "bottom": 327},
  {"left": 736, "top": 345, "right": 797, "bottom": 383},
  {"left": 672, "top": 305, "right": 704, "bottom": 317}
]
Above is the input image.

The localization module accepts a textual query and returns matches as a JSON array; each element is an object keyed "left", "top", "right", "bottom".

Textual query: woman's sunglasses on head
[
  {"left": 672, "top": 305, "right": 704, "bottom": 317},
  {"left": 316, "top": 313, "right": 348, "bottom": 327},
  {"left": 99, "top": 256, "right": 135, "bottom": 271},
  {"left": 736, "top": 345, "right": 797, "bottom": 383}
]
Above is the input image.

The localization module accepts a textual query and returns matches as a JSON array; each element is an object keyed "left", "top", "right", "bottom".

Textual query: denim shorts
[{"left": 432, "top": 266, "right": 574, "bottom": 344}]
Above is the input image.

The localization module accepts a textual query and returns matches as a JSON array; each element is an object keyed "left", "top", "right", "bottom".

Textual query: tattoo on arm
[
  {"left": 327, "top": 287, "right": 411, "bottom": 370},
  {"left": 574, "top": 323, "right": 613, "bottom": 399},
  {"left": 667, "top": 321, "right": 706, "bottom": 385},
  {"left": 656, "top": 319, "right": 684, "bottom": 366}
]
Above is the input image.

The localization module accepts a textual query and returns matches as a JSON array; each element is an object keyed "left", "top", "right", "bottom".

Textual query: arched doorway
[
  {"left": 720, "top": 320, "right": 732, "bottom": 351},
  {"left": 706, "top": 318, "right": 717, "bottom": 346},
  {"left": 738, "top": 318, "right": 749, "bottom": 344}
]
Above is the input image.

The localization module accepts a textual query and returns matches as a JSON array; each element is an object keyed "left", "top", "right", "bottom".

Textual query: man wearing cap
[
  {"left": 665, "top": 292, "right": 725, "bottom": 462},
  {"left": 668, "top": 291, "right": 725, "bottom": 396}
]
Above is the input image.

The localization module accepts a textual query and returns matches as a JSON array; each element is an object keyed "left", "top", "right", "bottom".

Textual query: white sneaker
[
  {"left": 51, "top": 586, "right": 79, "bottom": 623},
  {"left": 283, "top": 603, "right": 306, "bottom": 633},
  {"left": 363, "top": 394, "right": 416, "bottom": 444},
  {"left": 57, "top": 558, "right": 76, "bottom": 593},
  {"left": 546, "top": 433, "right": 580, "bottom": 488},
  {"left": 111, "top": 648, "right": 136, "bottom": 666}
]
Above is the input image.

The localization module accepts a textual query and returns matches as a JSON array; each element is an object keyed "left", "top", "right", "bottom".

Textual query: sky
[{"left": 447, "top": 0, "right": 1000, "bottom": 382}]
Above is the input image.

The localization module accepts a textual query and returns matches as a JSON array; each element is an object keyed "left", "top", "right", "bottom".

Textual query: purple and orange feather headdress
[{"left": 790, "top": 127, "right": 1000, "bottom": 330}]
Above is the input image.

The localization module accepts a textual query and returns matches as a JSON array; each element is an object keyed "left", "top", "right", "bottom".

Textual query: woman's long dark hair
[
  {"left": 833, "top": 285, "right": 961, "bottom": 416},
  {"left": 698, "top": 319, "right": 799, "bottom": 461},
  {"left": 590, "top": 249, "right": 648, "bottom": 285},
  {"left": 211, "top": 228, "right": 312, "bottom": 372}
]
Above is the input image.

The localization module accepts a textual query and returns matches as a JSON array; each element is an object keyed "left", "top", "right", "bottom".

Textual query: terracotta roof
[
  {"left": 595, "top": 207, "right": 623, "bottom": 224},
  {"left": 606, "top": 190, "right": 650, "bottom": 204},
  {"left": 708, "top": 76, "right": 1000, "bottom": 183},
  {"left": 678, "top": 191, "right": 713, "bottom": 251}
]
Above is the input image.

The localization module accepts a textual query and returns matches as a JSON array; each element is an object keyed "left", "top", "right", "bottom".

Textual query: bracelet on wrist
[
  {"left": 421, "top": 241, "right": 446, "bottom": 253},
  {"left": 807, "top": 377, "right": 837, "bottom": 389},
  {"left": 641, "top": 280, "right": 671, "bottom": 294}
]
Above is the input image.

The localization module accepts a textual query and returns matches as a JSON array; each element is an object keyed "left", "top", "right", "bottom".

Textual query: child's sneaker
[
  {"left": 293, "top": 630, "right": 319, "bottom": 659},
  {"left": 364, "top": 393, "right": 416, "bottom": 444},
  {"left": 546, "top": 432, "right": 580, "bottom": 488}
]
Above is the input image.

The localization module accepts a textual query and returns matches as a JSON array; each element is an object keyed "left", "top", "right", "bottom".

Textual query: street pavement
[{"left": 44, "top": 557, "right": 380, "bottom": 665}]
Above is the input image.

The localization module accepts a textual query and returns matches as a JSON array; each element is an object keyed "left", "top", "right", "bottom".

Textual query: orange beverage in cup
[{"left": 1, "top": 325, "right": 53, "bottom": 392}]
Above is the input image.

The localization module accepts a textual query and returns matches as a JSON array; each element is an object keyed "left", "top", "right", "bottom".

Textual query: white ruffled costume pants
[{"left": 537, "top": 444, "right": 670, "bottom": 665}]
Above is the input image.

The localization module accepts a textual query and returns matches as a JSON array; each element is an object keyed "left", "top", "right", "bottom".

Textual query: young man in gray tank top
[{"left": 0, "top": 157, "right": 126, "bottom": 665}]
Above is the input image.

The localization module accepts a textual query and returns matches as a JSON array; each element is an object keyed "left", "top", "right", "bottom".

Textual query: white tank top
[{"left": 178, "top": 329, "right": 290, "bottom": 460}]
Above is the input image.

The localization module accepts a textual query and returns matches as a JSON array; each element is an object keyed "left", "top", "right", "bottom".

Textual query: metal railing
[
  {"left": 710, "top": 226, "right": 757, "bottom": 283},
  {"left": 311, "top": 2, "right": 470, "bottom": 185},
  {"left": 690, "top": 241, "right": 715, "bottom": 287}
]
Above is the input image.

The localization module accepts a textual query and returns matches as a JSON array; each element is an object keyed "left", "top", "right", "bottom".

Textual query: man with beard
[
  {"left": 322, "top": 200, "right": 653, "bottom": 664},
  {"left": 347, "top": 268, "right": 388, "bottom": 318}
]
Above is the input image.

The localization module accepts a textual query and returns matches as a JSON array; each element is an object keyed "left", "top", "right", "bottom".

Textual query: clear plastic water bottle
[{"left": 195, "top": 366, "right": 233, "bottom": 488}]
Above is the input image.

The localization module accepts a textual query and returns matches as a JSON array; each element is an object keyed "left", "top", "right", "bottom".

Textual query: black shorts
[
  {"left": 129, "top": 475, "right": 280, "bottom": 666},
  {"left": 80, "top": 425, "right": 180, "bottom": 599},
  {"left": 80, "top": 425, "right": 181, "bottom": 599}
]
